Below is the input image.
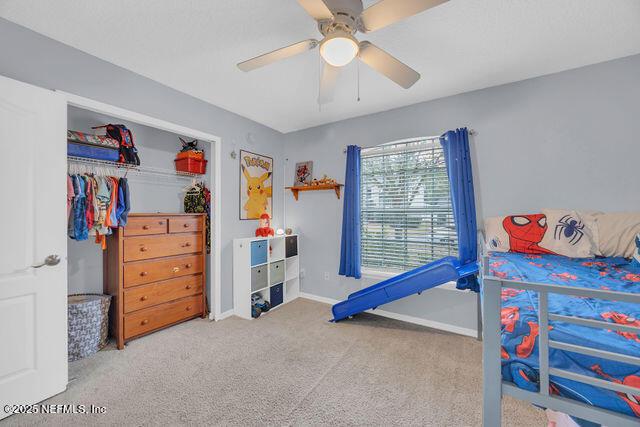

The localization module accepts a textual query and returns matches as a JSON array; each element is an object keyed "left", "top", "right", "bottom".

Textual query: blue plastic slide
[{"left": 331, "top": 257, "right": 479, "bottom": 322}]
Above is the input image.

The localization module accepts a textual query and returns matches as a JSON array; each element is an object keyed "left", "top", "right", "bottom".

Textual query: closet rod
[{"left": 67, "top": 156, "right": 200, "bottom": 180}]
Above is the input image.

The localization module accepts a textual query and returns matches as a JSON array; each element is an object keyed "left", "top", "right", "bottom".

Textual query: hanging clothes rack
[{"left": 67, "top": 156, "right": 200, "bottom": 180}]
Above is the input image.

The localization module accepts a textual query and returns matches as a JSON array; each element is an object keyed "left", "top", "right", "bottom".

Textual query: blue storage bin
[
  {"left": 250, "top": 240, "right": 267, "bottom": 266},
  {"left": 270, "top": 283, "right": 283, "bottom": 308},
  {"left": 68, "top": 142, "right": 120, "bottom": 162}
]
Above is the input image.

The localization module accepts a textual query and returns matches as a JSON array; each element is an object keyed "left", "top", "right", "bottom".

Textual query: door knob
[{"left": 32, "top": 255, "right": 61, "bottom": 269}]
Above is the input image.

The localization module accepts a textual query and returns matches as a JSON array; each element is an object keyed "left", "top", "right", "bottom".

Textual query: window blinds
[{"left": 360, "top": 138, "right": 458, "bottom": 272}]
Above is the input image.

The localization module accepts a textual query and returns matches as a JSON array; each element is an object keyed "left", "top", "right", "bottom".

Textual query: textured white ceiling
[{"left": 2, "top": 0, "right": 639, "bottom": 133}]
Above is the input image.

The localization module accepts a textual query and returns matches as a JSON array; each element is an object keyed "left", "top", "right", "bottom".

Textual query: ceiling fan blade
[
  {"left": 358, "top": 41, "right": 420, "bottom": 89},
  {"left": 297, "top": 0, "right": 334, "bottom": 21},
  {"left": 237, "top": 39, "right": 318, "bottom": 72},
  {"left": 360, "top": 0, "right": 448, "bottom": 32},
  {"left": 318, "top": 61, "right": 340, "bottom": 105}
]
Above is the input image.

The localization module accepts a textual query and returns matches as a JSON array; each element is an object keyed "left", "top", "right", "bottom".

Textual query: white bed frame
[{"left": 481, "top": 253, "right": 640, "bottom": 426}]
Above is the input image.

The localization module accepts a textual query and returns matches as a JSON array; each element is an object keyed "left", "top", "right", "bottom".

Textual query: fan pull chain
[
  {"left": 357, "top": 60, "right": 361, "bottom": 102},
  {"left": 318, "top": 55, "right": 322, "bottom": 112}
]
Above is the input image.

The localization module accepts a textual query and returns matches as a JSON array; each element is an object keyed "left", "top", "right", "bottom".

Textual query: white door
[{"left": 0, "top": 75, "right": 67, "bottom": 418}]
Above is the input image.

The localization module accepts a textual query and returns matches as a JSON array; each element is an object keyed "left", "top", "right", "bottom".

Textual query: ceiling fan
[{"left": 237, "top": 0, "right": 449, "bottom": 104}]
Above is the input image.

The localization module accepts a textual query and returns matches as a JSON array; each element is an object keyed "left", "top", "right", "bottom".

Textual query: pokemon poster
[{"left": 239, "top": 150, "right": 273, "bottom": 220}]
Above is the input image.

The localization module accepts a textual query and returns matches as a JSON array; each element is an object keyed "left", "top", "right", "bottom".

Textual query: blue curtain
[
  {"left": 339, "top": 145, "right": 362, "bottom": 279},
  {"left": 441, "top": 128, "right": 479, "bottom": 292}
]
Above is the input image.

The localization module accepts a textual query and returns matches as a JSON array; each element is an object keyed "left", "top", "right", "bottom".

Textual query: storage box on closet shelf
[{"left": 175, "top": 138, "right": 207, "bottom": 175}]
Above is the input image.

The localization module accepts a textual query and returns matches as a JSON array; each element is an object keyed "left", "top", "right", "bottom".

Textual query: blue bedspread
[{"left": 487, "top": 252, "right": 640, "bottom": 418}]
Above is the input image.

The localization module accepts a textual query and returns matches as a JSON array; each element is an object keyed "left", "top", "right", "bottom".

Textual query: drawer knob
[
  {"left": 183, "top": 223, "right": 189, "bottom": 228},
  {"left": 140, "top": 246, "right": 148, "bottom": 252},
  {"left": 186, "top": 263, "right": 192, "bottom": 268},
  {"left": 140, "top": 295, "right": 148, "bottom": 301},
  {"left": 173, "top": 267, "right": 180, "bottom": 273},
  {"left": 141, "top": 319, "right": 149, "bottom": 325},
  {"left": 159, "top": 221, "right": 164, "bottom": 225},
  {"left": 186, "top": 306, "right": 192, "bottom": 311},
  {"left": 140, "top": 271, "right": 148, "bottom": 277},
  {"left": 183, "top": 242, "right": 191, "bottom": 247},
  {"left": 186, "top": 285, "right": 192, "bottom": 290},
  {"left": 142, "top": 225, "right": 150, "bottom": 230}
]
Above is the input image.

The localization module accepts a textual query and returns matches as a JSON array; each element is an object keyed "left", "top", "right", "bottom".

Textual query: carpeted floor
[{"left": 3, "top": 299, "right": 545, "bottom": 426}]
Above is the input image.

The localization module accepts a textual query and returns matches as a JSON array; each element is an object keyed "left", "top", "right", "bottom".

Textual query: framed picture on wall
[
  {"left": 294, "top": 161, "right": 313, "bottom": 186},
  {"left": 239, "top": 149, "right": 273, "bottom": 220}
]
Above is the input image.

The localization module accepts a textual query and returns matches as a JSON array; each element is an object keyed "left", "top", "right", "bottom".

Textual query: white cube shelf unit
[{"left": 233, "top": 235, "right": 299, "bottom": 320}]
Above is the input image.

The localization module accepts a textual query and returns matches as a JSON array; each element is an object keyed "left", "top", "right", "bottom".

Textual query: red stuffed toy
[{"left": 255, "top": 213, "right": 275, "bottom": 237}]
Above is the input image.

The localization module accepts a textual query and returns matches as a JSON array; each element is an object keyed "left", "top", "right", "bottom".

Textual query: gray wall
[
  {"left": 0, "top": 18, "right": 284, "bottom": 313},
  {"left": 284, "top": 54, "right": 640, "bottom": 332}
]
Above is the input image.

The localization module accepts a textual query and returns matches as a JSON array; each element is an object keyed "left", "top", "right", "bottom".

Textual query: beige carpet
[{"left": 3, "top": 298, "right": 544, "bottom": 426}]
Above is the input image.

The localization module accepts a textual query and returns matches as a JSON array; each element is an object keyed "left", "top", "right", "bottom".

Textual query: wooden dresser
[{"left": 104, "top": 213, "right": 207, "bottom": 349}]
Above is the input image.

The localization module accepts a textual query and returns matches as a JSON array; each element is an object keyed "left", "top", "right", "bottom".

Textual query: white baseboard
[
  {"left": 299, "top": 292, "right": 477, "bottom": 338},
  {"left": 214, "top": 309, "right": 234, "bottom": 321}
]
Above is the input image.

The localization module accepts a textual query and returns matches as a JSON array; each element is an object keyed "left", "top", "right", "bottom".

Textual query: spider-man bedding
[{"left": 488, "top": 252, "right": 640, "bottom": 418}]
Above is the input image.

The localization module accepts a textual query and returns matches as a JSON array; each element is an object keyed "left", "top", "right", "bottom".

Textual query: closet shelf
[
  {"left": 67, "top": 156, "right": 200, "bottom": 180},
  {"left": 286, "top": 183, "right": 344, "bottom": 200}
]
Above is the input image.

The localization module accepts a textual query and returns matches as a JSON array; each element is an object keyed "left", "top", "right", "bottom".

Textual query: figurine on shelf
[
  {"left": 255, "top": 213, "right": 275, "bottom": 237},
  {"left": 318, "top": 174, "right": 337, "bottom": 185}
]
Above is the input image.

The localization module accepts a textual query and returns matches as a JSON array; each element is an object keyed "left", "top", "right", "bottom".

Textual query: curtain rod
[{"left": 342, "top": 129, "right": 476, "bottom": 153}]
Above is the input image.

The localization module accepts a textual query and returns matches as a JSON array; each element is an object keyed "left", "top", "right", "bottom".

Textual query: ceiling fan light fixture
[{"left": 319, "top": 32, "right": 359, "bottom": 67}]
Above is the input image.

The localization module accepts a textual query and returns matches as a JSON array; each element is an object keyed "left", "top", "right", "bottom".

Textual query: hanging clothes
[
  {"left": 184, "top": 183, "right": 211, "bottom": 254},
  {"left": 72, "top": 175, "right": 88, "bottom": 241},
  {"left": 67, "top": 172, "right": 131, "bottom": 249},
  {"left": 67, "top": 175, "right": 75, "bottom": 220},
  {"left": 118, "top": 177, "right": 131, "bottom": 227}
]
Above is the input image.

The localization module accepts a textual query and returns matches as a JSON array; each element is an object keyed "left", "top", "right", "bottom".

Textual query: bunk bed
[{"left": 481, "top": 249, "right": 640, "bottom": 426}]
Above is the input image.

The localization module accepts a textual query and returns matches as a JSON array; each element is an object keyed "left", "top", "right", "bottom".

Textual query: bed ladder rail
[{"left": 482, "top": 275, "right": 640, "bottom": 427}]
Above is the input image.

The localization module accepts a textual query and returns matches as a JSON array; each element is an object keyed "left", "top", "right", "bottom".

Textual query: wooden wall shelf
[{"left": 286, "top": 184, "right": 344, "bottom": 200}]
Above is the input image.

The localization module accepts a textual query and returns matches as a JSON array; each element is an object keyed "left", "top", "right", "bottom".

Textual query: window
[{"left": 360, "top": 137, "right": 457, "bottom": 272}]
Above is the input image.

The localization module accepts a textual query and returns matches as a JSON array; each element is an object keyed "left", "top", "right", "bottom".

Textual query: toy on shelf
[
  {"left": 251, "top": 293, "right": 271, "bottom": 318},
  {"left": 309, "top": 174, "right": 337, "bottom": 186},
  {"left": 175, "top": 137, "right": 207, "bottom": 174},
  {"left": 255, "top": 213, "right": 275, "bottom": 237}
]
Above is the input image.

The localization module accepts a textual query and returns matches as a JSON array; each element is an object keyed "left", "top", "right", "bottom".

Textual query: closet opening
[{"left": 63, "top": 93, "right": 222, "bottom": 352}]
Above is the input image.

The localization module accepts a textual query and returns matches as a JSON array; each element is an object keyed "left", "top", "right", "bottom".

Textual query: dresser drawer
[
  {"left": 123, "top": 234, "right": 202, "bottom": 262},
  {"left": 123, "top": 217, "right": 168, "bottom": 236},
  {"left": 123, "top": 274, "right": 203, "bottom": 313},
  {"left": 124, "top": 254, "right": 203, "bottom": 287},
  {"left": 124, "top": 295, "right": 203, "bottom": 339},
  {"left": 169, "top": 216, "right": 202, "bottom": 234}
]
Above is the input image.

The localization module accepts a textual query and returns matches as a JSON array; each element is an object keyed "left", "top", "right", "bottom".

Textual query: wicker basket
[{"left": 67, "top": 294, "right": 111, "bottom": 362}]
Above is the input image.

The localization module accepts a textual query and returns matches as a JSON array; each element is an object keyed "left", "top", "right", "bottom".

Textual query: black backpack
[{"left": 93, "top": 124, "right": 140, "bottom": 165}]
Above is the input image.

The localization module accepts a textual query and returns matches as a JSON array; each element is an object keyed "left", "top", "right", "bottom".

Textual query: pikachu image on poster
[{"left": 239, "top": 150, "right": 272, "bottom": 220}]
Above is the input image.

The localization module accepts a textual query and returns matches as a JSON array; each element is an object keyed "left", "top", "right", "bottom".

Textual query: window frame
[{"left": 359, "top": 136, "right": 458, "bottom": 275}]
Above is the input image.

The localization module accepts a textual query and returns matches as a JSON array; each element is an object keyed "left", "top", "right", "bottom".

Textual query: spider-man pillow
[
  {"left": 540, "top": 209, "right": 598, "bottom": 258},
  {"left": 484, "top": 210, "right": 597, "bottom": 257}
]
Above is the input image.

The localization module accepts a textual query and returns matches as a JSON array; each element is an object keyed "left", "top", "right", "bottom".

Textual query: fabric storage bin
[
  {"left": 67, "top": 142, "right": 120, "bottom": 162},
  {"left": 251, "top": 240, "right": 268, "bottom": 266},
  {"left": 285, "top": 236, "right": 298, "bottom": 258},
  {"left": 270, "top": 283, "right": 283, "bottom": 308},
  {"left": 251, "top": 265, "right": 268, "bottom": 292},
  {"left": 68, "top": 294, "right": 112, "bottom": 362},
  {"left": 67, "top": 130, "right": 120, "bottom": 162},
  {"left": 269, "top": 260, "right": 285, "bottom": 284}
]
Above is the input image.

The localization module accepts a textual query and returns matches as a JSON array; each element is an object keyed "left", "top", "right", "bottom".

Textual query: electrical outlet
[
  {"left": 299, "top": 268, "right": 306, "bottom": 278},
  {"left": 324, "top": 272, "right": 330, "bottom": 281}
]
